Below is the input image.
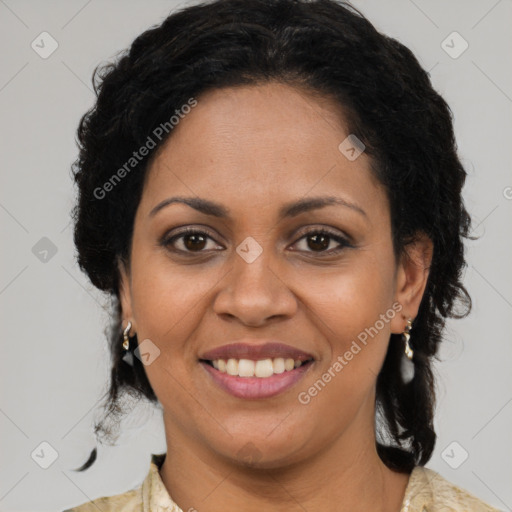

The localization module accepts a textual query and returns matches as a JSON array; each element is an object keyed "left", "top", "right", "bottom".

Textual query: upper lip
[{"left": 199, "top": 341, "right": 315, "bottom": 362}]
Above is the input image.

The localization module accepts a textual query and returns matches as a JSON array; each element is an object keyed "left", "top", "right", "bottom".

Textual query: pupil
[
  {"left": 185, "top": 234, "right": 206, "bottom": 251},
  {"left": 308, "top": 234, "right": 329, "bottom": 251}
]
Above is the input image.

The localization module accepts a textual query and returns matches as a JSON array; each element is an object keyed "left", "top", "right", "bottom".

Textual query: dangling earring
[
  {"left": 122, "top": 321, "right": 132, "bottom": 351},
  {"left": 400, "top": 318, "right": 414, "bottom": 383}
]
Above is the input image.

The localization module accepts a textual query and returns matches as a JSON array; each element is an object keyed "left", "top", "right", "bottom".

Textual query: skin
[{"left": 119, "top": 82, "right": 433, "bottom": 512}]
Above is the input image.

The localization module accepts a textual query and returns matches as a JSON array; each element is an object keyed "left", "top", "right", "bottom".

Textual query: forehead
[{"left": 139, "top": 82, "right": 387, "bottom": 220}]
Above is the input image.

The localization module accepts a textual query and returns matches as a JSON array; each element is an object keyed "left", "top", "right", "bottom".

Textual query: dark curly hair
[{"left": 71, "top": 0, "right": 473, "bottom": 472}]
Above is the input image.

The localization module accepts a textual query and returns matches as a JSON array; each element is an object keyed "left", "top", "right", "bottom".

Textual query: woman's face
[{"left": 119, "top": 82, "right": 431, "bottom": 468}]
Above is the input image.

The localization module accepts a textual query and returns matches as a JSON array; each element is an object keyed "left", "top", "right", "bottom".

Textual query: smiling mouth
[{"left": 199, "top": 357, "right": 314, "bottom": 378}]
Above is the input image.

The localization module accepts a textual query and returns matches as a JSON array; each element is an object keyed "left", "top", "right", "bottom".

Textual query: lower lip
[{"left": 200, "top": 361, "right": 313, "bottom": 399}]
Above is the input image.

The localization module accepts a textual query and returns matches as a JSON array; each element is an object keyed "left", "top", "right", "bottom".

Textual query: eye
[
  {"left": 291, "top": 228, "right": 352, "bottom": 254},
  {"left": 162, "top": 227, "right": 224, "bottom": 253},
  {"left": 161, "top": 226, "right": 352, "bottom": 255}
]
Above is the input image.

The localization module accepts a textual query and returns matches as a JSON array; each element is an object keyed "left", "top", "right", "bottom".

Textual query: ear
[
  {"left": 390, "top": 232, "right": 433, "bottom": 334},
  {"left": 118, "top": 258, "right": 136, "bottom": 332}
]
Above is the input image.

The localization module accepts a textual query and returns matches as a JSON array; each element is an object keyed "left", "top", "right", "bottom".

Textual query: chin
[{"left": 211, "top": 432, "right": 309, "bottom": 471}]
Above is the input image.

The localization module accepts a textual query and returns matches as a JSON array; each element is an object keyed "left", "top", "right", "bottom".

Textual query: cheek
[
  {"left": 129, "top": 253, "right": 222, "bottom": 347},
  {"left": 127, "top": 254, "right": 217, "bottom": 421},
  {"left": 292, "top": 274, "right": 394, "bottom": 444},
  {"left": 296, "top": 256, "right": 396, "bottom": 349},
  {"left": 291, "top": 256, "right": 397, "bottom": 418}
]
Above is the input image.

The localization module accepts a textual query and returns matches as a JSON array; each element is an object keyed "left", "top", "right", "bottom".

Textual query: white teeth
[
  {"left": 226, "top": 358, "right": 239, "bottom": 376},
  {"left": 255, "top": 359, "right": 273, "bottom": 378},
  {"left": 208, "top": 357, "right": 310, "bottom": 377},
  {"left": 238, "top": 359, "right": 255, "bottom": 377},
  {"left": 284, "top": 358, "right": 295, "bottom": 371},
  {"left": 272, "top": 357, "right": 285, "bottom": 374}
]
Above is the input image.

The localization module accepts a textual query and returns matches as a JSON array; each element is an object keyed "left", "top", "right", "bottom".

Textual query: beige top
[{"left": 64, "top": 453, "right": 501, "bottom": 512}]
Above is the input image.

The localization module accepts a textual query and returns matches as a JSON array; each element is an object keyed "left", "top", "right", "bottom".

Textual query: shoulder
[
  {"left": 63, "top": 453, "right": 172, "bottom": 512},
  {"left": 402, "top": 466, "right": 503, "bottom": 512},
  {"left": 63, "top": 486, "right": 141, "bottom": 512}
]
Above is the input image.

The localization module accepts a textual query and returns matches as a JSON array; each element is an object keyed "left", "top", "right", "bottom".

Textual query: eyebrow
[{"left": 149, "top": 195, "right": 367, "bottom": 219}]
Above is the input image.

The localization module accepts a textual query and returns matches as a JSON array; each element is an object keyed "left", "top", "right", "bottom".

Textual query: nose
[{"left": 212, "top": 245, "right": 298, "bottom": 327}]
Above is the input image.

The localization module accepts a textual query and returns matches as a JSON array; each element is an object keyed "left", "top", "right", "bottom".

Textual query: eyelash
[{"left": 161, "top": 226, "right": 353, "bottom": 256}]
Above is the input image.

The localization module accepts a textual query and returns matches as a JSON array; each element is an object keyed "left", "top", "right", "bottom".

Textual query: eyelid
[
  {"left": 291, "top": 225, "right": 353, "bottom": 246},
  {"left": 161, "top": 226, "right": 225, "bottom": 250}
]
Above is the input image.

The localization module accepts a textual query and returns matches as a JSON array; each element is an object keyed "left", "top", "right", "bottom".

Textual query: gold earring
[
  {"left": 122, "top": 321, "right": 132, "bottom": 351},
  {"left": 402, "top": 318, "right": 413, "bottom": 359}
]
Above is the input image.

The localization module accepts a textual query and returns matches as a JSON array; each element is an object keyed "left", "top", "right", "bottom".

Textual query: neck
[{"left": 159, "top": 406, "right": 410, "bottom": 512}]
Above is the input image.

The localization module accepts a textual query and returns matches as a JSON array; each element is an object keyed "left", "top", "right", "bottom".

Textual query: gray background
[{"left": 0, "top": 0, "right": 511, "bottom": 510}]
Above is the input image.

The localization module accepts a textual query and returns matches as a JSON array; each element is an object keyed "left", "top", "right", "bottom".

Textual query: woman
[{"left": 65, "top": 0, "right": 499, "bottom": 510}]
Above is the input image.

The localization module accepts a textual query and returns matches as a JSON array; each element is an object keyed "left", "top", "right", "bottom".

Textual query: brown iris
[{"left": 307, "top": 233, "right": 330, "bottom": 251}]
